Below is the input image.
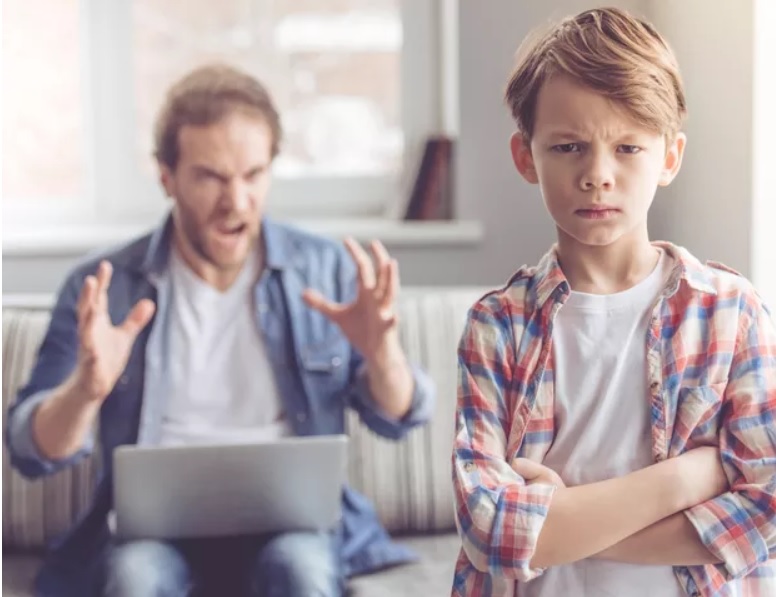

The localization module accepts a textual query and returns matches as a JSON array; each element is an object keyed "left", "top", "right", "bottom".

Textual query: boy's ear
[
  {"left": 510, "top": 132, "right": 539, "bottom": 184},
  {"left": 658, "top": 132, "right": 687, "bottom": 187}
]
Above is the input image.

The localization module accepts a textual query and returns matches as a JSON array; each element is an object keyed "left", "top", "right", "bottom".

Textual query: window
[
  {"left": 2, "top": 0, "right": 91, "bottom": 217},
  {"left": 2, "top": 0, "right": 452, "bottom": 234}
]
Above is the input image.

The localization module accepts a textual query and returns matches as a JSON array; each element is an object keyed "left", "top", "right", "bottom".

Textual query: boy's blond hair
[{"left": 505, "top": 7, "right": 686, "bottom": 140}]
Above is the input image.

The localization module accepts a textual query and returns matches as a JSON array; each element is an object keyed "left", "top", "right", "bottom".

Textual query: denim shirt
[{"left": 6, "top": 215, "right": 435, "bottom": 596}]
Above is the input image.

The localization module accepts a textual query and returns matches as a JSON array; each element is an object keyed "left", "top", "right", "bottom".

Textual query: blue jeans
[{"left": 102, "top": 532, "right": 343, "bottom": 597}]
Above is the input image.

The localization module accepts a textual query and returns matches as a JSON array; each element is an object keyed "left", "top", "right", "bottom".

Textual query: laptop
[{"left": 112, "top": 434, "right": 348, "bottom": 540}]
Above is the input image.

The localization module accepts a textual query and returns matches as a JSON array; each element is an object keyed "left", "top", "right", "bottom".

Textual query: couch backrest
[{"left": 2, "top": 288, "right": 484, "bottom": 549}]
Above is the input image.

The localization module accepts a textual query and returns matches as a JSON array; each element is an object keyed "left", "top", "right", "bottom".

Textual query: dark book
[{"left": 403, "top": 136, "right": 454, "bottom": 220}]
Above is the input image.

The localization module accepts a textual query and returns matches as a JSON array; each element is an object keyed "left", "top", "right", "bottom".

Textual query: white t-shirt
[
  {"left": 157, "top": 248, "right": 290, "bottom": 447},
  {"left": 520, "top": 249, "right": 685, "bottom": 597}
]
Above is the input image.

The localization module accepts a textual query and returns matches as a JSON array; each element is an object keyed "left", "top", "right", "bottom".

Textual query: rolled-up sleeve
[
  {"left": 685, "top": 302, "right": 776, "bottom": 580},
  {"left": 347, "top": 360, "right": 434, "bottom": 440},
  {"left": 453, "top": 303, "right": 556, "bottom": 588},
  {"left": 5, "top": 270, "right": 94, "bottom": 479}
]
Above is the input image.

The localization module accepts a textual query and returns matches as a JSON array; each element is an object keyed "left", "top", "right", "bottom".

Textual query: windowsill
[{"left": 2, "top": 218, "right": 484, "bottom": 257}]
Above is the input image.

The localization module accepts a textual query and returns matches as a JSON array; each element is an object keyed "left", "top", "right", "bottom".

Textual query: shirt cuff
[
  {"left": 350, "top": 362, "right": 434, "bottom": 439},
  {"left": 8, "top": 390, "right": 94, "bottom": 476},
  {"left": 684, "top": 492, "right": 770, "bottom": 579}
]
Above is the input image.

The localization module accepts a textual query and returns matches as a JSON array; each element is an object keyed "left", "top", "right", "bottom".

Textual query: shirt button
[
  {"left": 296, "top": 412, "right": 307, "bottom": 423},
  {"left": 118, "top": 374, "right": 129, "bottom": 386},
  {"left": 464, "top": 462, "right": 476, "bottom": 473},
  {"left": 331, "top": 356, "right": 342, "bottom": 368}
]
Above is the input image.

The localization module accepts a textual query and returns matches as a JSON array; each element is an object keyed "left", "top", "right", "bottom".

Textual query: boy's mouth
[{"left": 575, "top": 206, "right": 620, "bottom": 220}]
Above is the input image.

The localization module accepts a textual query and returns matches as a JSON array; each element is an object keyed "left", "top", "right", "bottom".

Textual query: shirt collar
[{"left": 529, "top": 241, "right": 717, "bottom": 310}]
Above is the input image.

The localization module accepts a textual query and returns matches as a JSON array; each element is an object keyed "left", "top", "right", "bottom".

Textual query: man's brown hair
[
  {"left": 505, "top": 7, "right": 687, "bottom": 140},
  {"left": 154, "top": 64, "right": 282, "bottom": 169}
]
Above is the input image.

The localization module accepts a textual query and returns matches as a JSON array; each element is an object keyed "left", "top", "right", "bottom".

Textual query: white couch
[{"left": 2, "top": 288, "right": 484, "bottom": 596}]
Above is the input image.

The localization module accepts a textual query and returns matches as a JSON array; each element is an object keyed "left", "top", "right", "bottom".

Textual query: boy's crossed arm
[
  {"left": 454, "top": 362, "right": 721, "bottom": 579},
  {"left": 512, "top": 455, "right": 726, "bottom": 568}
]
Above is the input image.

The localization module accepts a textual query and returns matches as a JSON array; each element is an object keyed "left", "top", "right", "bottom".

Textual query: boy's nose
[{"left": 579, "top": 155, "right": 615, "bottom": 191}]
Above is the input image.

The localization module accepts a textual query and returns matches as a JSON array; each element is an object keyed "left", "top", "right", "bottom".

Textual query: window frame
[{"left": 2, "top": 0, "right": 458, "bottom": 234}]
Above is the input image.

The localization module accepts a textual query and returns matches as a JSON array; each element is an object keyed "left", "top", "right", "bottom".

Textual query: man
[{"left": 6, "top": 64, "right": 434, "bottom": 597}]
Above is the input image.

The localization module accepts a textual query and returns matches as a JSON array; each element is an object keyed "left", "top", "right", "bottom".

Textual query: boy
[{"left": 452, "top": 7, "right": 776, "bottom": 597}]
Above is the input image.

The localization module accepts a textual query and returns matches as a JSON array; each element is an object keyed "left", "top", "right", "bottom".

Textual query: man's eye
[
  {"left": 553, "top": 143, "right": 580, "bottom": 153},
  {"left": 245, "top": 168, "right": 264, "bottom": 182},
  {"left": 619, "top": 145, "right": 642, "bottom": 154}
]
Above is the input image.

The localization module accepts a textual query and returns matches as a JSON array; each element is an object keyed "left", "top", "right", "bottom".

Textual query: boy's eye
[
  {"left": 552, "top": 143, "right": 581, "bottom": 153},
  {"left": 618, "top": 145, "right": 642, "bottom": 154}
]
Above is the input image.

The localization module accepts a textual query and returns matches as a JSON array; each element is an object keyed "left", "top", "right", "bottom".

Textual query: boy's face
[{"left": 510, "top": 75, "right": 685, "bottom": 250}]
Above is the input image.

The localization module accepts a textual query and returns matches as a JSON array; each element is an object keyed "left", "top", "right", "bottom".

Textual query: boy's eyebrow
[
  {"left": 545, "top": 130, "right": 587, "bottom": 140},
  {"left": 545, "top": 129, "right": 647, "bottom": 141}
]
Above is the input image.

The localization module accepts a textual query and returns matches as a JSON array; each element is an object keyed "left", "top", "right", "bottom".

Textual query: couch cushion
[
  {"left": 2, "top": 308, "right": 97, "bottom": 550},
  {"left": 347, "top": 532, "right": 460, "bottom": 596},
  {"left": 1, "top": 553, "right": 40, "bottom": 597}
]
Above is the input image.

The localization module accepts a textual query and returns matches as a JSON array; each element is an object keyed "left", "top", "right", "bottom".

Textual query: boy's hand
[
  {"left": 512, "top": 458, "right": 567, "bottom": 488},
  {"left": 674, "top": 446, "right": 729, "bottom": 507}
]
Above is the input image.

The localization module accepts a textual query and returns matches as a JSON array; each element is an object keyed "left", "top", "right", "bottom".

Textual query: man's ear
[
  {"left": 658, "top": 132, "right": 687, "bottom": 187},
  {"left": 510, "top": 132, "right": 539, "bottom": 184},
  {"left": 159, "top": 163, "right": 175, "bottom": 199}
]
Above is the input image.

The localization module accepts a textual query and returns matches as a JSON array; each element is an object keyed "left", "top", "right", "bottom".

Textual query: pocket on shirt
[
  {"left": 300, "top": 338, "right": 350, "bottom": 383},
  {"left": 675, "top": 382, "right": 727, "bottom": 437},
  {"left": 301, "top": 345, "right": 348, "bottom": 372},
  {"left": 299, "top": 342, "right": 350, "bottom": 406}
]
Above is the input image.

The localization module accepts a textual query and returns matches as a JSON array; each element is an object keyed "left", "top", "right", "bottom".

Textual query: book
[{"left": 403, "top": 135, "right": 454, "bottom": 220}]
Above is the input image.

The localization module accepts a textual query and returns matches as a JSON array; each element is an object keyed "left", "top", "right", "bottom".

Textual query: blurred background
[{"left": 2, "top": 0, "right": 775, "bottom": 303}]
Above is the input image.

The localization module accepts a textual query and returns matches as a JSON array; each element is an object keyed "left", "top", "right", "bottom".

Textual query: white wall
[
  {"left": 648, "top": 0, "right": 755, "bottom": 276},
  {"left": 751, "top": 0, "right": 776, "bottom": 307}
]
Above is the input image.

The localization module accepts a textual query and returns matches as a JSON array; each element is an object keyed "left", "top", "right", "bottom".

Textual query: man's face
[
  {"left": 511, "top": 75, "right": 685, "bottom": 249},
  {"left": 160, "top": 111, "right": 273, "bottom": 274}
]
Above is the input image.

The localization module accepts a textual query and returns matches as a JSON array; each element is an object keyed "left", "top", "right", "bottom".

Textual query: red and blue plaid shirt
[{"left": 452, "top": 243, "right": 776, "bottom": 596}]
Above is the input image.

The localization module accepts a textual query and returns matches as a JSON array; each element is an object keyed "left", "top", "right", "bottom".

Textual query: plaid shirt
[{"left": 452, "top": 243, "right": 776, "bottom": 597}]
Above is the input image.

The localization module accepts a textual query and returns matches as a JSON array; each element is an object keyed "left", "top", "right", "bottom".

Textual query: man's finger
[
  {"left": 80, "top": 299, "right": 98, "bottom": 353},
  {"left": 119, "top": 299, "right": 156, "bottom": 338},
  {"left": 344, "top": 237, "right": 376, "bottom": 290},
  {"left": 375, "top": 261, "right": 391, "bottom": 301},
  {"left": 95, "top": 261, "right": 113, "bottom": 312},
  {"left": 302, "top": 289, "right": 347, "bottom": 320},
  {"left": 380, "top": 259, "right": 399, "bottom": 309},
  {"left": 77, "top": 275, "right": 97, "bottom": 328},
  {"left": 371, "top": 240, "right": 391, "bottom": 298}
]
